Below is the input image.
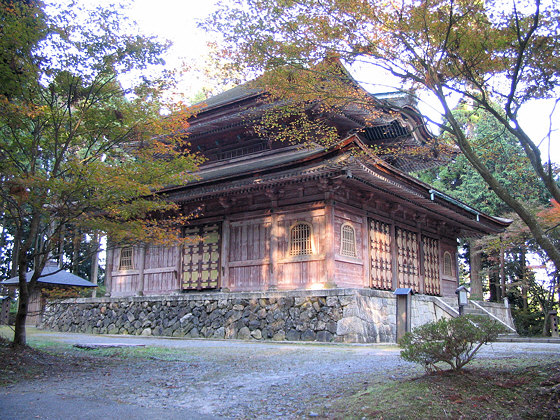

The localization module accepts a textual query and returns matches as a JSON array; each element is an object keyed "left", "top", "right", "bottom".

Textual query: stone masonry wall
[
  {"left": 42, "top": 289, "right": 514, "bottom": 343},
  {"left": 43, "top": 289, "right": 402, "bottom": 343}
]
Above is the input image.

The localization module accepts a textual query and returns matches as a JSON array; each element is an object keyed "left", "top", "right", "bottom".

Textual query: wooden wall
[
  {"left": 440, "top": 241, "right": 459, "bottom": 297},
  {"left": 333, "top": 208, "right": 365, "bottom": 288},
  {"left": 143, "top": 246, "right": 181, "bottom": 295},
  {"left": 108, "top": 196, "right": 459, "bottom": 297},
  {"left": 110, "top": 245, "right": 180, "bottom": 297},
  {"left": 110, "top": 247, "right": 141, "bottom": 297},
  {"left": 275, "top": 209, "right": 326, "bottom": 290},
  {"left": 227, "top": 218, "right": 271, "bottom": 291}
]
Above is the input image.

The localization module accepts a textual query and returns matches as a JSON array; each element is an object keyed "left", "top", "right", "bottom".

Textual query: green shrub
[{"left": 398, "top": 315, "right": 506, "bottom": 372}]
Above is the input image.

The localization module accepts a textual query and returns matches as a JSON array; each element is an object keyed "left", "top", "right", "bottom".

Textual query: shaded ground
[{"left": 0, "top": 328, "right": 559, "bottom": 419}]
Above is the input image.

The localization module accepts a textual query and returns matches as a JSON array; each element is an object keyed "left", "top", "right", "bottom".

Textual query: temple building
[{"left": 105, "top": 83, "right": 509, "bottom": 299}]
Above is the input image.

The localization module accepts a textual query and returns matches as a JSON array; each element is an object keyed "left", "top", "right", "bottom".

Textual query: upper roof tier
[{"left": 184, "top": 63, "right": 450, "bottom": 173}]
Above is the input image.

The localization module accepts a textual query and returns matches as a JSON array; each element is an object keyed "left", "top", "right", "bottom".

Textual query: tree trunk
[
  {"left": 12, "top": 209, "right": 42, "bottom": 346},
  {"left": 13, "top": 259, "right": 29, "bottom": 347},
  {"left": 520, "top": 250, "right": 528, "bottom": 310},
  {"left": 469, "top": 240, "right": 483, "bottom": 300},
  {"left": 489, "top": 268, "right": 500, "bottom": 302}
]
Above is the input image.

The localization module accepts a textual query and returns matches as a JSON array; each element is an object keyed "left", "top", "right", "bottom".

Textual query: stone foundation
[{"left": 41, "top": 289, "right": 514, "bottom": 343}]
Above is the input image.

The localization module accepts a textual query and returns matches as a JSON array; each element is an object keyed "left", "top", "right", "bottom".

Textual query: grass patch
[{"left": 324, "top": 359, "right": 560, "bottom": 419}]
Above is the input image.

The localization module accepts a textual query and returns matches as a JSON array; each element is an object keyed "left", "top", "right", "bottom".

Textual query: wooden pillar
[
  {"left": 499, "top": 236, "right": 506, "bottom": 299},
  {"left": 418, "top": 232, "right": 425, "bottom": 295},
  {"left": 221, "top": 219, "right": 230, "bottom": 290},
  {"left": 269, "top": 212, "right": 279, "bottom": 290},
  {"left": 363, "top": 215, "right": 370, "bottom": 288},
  {"left": 325, "top": 201, "right": 336, "bottom": 286},
  {"left": 105, "top": 245, "right": 114, "bottom": 296},
  {"left": 391, "top": 223, "right": 398, "bottom": 290},
  {"left": 137, "top": 245, "right": 146, "bottom": 296},
  {"left": 174, "top": 244, "right": 183, "bottom": 292}
]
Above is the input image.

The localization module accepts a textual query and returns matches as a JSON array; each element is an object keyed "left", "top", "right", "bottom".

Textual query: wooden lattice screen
[
  {"left": 182, "top": 223, "right": 221, "bottom": 290},
  {"left": 369, "top": 219, "right": 393, "bottom": 290},
  {"left": 422, "top": 236, "right": 440, "bottom": 295},
  {"left": 396, "top": 227, "right": 419, "bottom": 290}
]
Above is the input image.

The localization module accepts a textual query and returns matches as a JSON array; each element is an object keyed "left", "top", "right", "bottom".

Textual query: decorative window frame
[
  {"left": 443, "top": 251, "right": 454, "bottom": 277},
  {"left": 118, "top": 247, "right": 134, "bottom": 271},
  {"left": 288, "top": 221, "right": 315, "bottom": 256},
  {"left": 339, "top": 222, "right": 358, "bottom": 258}
]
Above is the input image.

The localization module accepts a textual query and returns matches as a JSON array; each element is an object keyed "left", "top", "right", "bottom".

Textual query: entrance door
[{"left": 182, "top": 223, "right": 221, "bottom": 290}]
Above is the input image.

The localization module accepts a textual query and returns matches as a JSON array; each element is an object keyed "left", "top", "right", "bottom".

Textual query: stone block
[
  {"left": 237, "top": 326, "right": 251, "bottom": 340},
  {"left": 286, "top": 329, "right": 300, "bottom": 341},
  {"left": 301, "top": 329, "right": 316, "bottom": 341},
  {"left": 336, "top": 316, "right": 367, "bottom": 337},
  {"left": 225, "top": 324, "right": 236, "bottom": 339},
  {"left": 213, "top": 326, "right": 225, "bottom": 339},
  {"left": 316, "top": 330, "right": 333, "bottom": 342},
  {"left": 272, "top": 330, "right": 286, "bottom": 341},
  {"left": 250, "top": 329, "right": 262, "bottom": 339}
]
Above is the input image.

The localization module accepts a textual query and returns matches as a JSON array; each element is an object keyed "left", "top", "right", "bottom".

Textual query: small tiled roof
[{"left": 1, "top": 261, "right": 97, "bottom": 288}]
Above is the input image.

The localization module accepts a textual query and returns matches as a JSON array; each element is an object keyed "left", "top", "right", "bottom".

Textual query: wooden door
[
  {"left": 396, "top": 227, "right": 420, "bottom": 290},
  {"left": 182, "top": 223, "right": 221, "bottom": 290},
  {"left": 369, "top": 219, "right": 393, "bottom": 290}
]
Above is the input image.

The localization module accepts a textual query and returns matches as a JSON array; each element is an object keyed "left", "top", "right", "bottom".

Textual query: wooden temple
[{"left": 105, "top": 81, "right": 510, "bottom": 298}]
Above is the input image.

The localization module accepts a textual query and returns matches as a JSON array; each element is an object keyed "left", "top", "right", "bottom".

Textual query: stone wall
[{"left": 41, "top": 289, "right": 515, "bottom": 343}]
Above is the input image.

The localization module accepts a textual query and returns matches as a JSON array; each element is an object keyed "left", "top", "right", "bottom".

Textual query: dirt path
[{"left": 1, "top": 329, "right": 559, "bottom": 419}]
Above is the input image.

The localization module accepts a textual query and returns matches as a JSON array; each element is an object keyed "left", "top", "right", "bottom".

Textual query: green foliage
[
  {"left": 417, "top": 105, "right": 550, "bottom": 216},
  {"left": 0, "top": 0, "right": 201, "bottom": 345},
  {"left": 511, "top": 308, "right": 545, "bottom": 337},
  {"left": 399, "top": 315, "right": 506, "bottom": 372}
]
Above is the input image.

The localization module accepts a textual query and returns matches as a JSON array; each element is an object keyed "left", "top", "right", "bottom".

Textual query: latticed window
[
  {"left": 340, "top": 223, "right": 357, "bottom": 257},
  {"left": 443, "top": 251, "right": 453, "bottom": 276},
  {"left": 289, "top": 222, "right": 313, "bottom": 256},
  {"left": 119, "top": 247, "right": 133, "bottom": 270}
]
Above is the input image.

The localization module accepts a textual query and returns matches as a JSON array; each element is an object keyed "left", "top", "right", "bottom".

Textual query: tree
[
  {"left": 206, "top": 0, "right": 560, "bottom": 286},
  {"left": 0, "top": 1, "right": 200, "bottom": 346},
  {"left": 417, "top": 103, "right": 552, "bottom": 299}
]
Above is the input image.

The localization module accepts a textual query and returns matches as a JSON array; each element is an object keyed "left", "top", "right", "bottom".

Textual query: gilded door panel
[{"left": 182, "top": 223, "right": 221, "bottom": 290}]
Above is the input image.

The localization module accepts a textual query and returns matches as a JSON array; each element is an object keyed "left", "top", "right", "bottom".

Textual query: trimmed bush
[{"left": 399, "top": 315, "right": 506, "bottom": 372}]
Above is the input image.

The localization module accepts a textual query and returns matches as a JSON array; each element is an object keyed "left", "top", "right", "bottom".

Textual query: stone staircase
[{"left": 433, "top": 296, "right": 518, "bottom": 335}]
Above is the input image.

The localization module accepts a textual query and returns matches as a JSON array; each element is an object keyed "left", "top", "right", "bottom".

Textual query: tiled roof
[{"left": 1, "top": 261, "right": 97, "bottom": 288}]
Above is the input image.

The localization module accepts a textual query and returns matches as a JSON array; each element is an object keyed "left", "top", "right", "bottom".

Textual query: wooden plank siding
[
  {"left": 110, "top": 247, "right": 141, "bottom": 297},
  {"left": 110, "top": 245, "right": 180, "bottom": 296},
  {"left": 276, "top": 209, "right": 327, "bottom": 289},
  {"left": 440, "top": 241, "right": 459, "bottom": 296},
  {"left": 143, "top": 245, "right": 181, "bottom": 295},
  {"left": 227, "top": 218, "right": 271, "bottom": 291},
  {"left": 106, "top": 197, "right": 460, "bottom": 297},
  {"left": 333, "top": 210, "right": 364, "bottom": 288}
]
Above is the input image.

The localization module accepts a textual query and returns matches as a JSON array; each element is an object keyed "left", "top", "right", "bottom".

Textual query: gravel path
[{"left": 1, "top": 329, "right": 559, "bottom": 419}]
